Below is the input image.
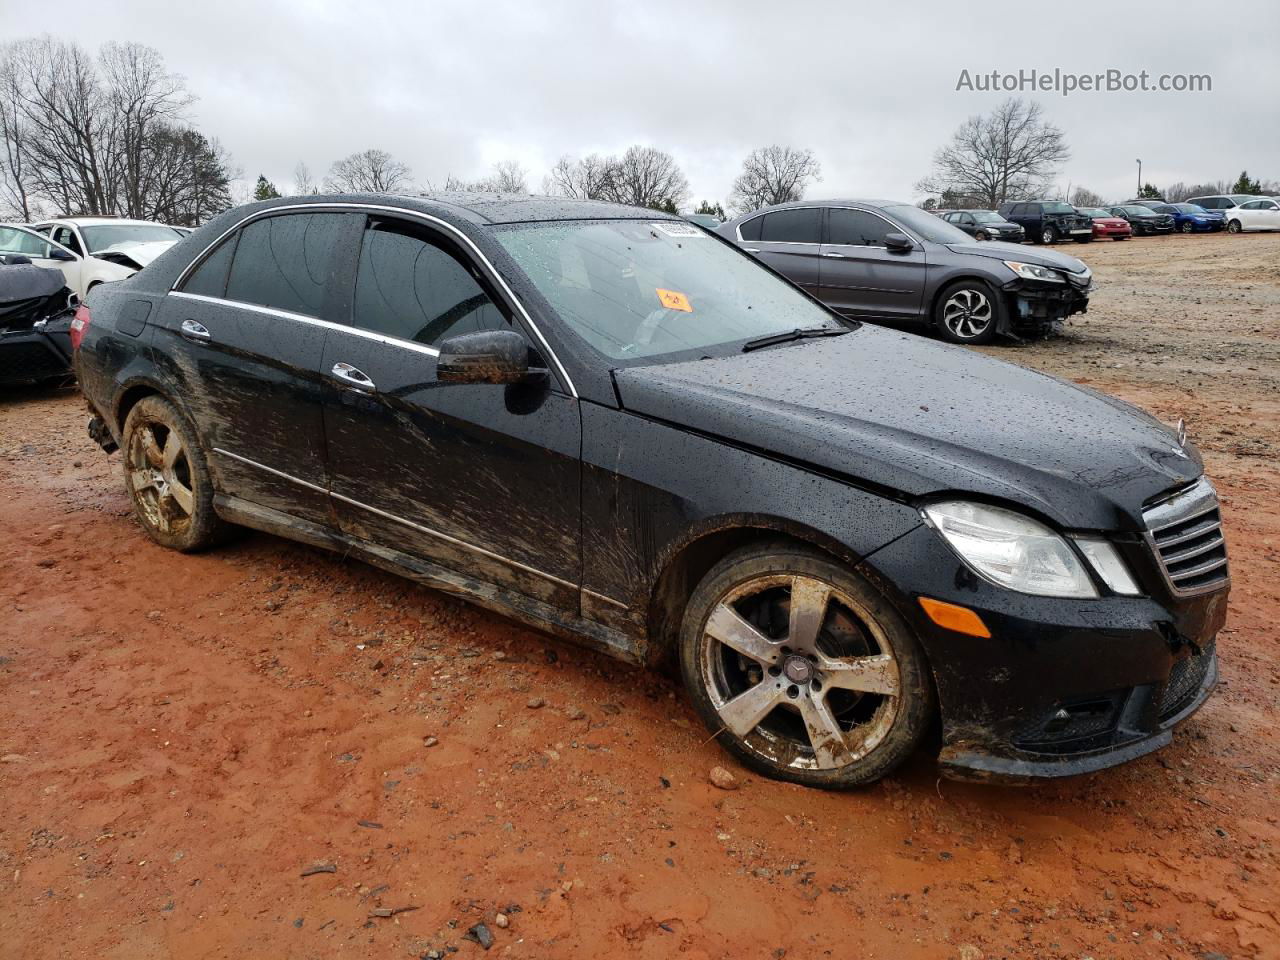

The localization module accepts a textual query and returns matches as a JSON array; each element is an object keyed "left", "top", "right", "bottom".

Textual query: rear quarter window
[
  {"left": 738, "top": 216, "right": 763, "bottom": 242},
  {"left": 179, "top": 234, "right": 238, "bottom": 298}
]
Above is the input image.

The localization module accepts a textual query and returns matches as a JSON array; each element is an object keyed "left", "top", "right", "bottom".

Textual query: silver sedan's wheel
[
  {"left": 679, "top": 545, "right": 933, "bottom": 788},
  {"left": 940, "top": 288, "right": 994, "bottom": 342}
]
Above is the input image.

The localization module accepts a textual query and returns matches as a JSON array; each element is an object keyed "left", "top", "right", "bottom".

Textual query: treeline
[
  {"left": 1, "top": 36, "right": 827, "bottom": 227},
  {"left": 0, "top": 38, "right": 235, "bottom": 226}
]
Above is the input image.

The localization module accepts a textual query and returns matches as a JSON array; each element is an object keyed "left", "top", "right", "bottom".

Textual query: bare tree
[
  {"left": 442, "top": 160, "right": 529, "bottom": 193},
  {"left": 729, "top": 145, "right": 822, "bottom": 214},
  {"left": 545, "top": 153, "right": 615, "bottom": 200},
  {"left": 0, "top": 51, "right": 33, "bottom": 220},
  {"left": 915, "top": 98, "right": 1069, "bottom": 209},
  {"left": 292, "top": 161, "right": 315, "bottom": 195},
  {"left": 325, "top": 148, "right": 412, "bottom": 193},
  {"left": 0, "top": 36, "right": 231, "bottom": 223},
  {"left": 606, "top": 146, "right": 688, "bottom": 210},
  {"left": 485, "top": 159, "right": 528, "bottom": 193},
  {"left": 1070, "top": 186, "right": 1104, "bottom": 207}
]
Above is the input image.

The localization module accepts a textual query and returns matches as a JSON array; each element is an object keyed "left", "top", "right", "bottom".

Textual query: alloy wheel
[
  {"left": 126, "top": 418, "right": 195, "bottom": 537},
  {"left": 941, "top": 288, "right": 994, "bottom": 340},
  {"left": 697, "top": 573, "right": 901, "bottom": 772}
]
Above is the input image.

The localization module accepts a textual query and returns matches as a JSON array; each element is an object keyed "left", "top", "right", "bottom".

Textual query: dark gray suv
[{"left": 718, "top": 200, "right": 1092, "bottom": 344}]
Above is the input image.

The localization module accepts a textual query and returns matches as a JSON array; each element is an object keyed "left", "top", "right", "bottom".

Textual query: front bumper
[
  {"left": 860, "top": 524, "right": 1228, "bottom": 783},
  {"left": 1001, "top": 276, "right": 1090, "bottom": 337}
]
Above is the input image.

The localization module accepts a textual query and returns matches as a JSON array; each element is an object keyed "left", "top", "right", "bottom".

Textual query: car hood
[
  {"left": 613, "top": 326, "right": 1200, "bottom": 531},
  {"left": 90, "top": 240, "right": 177, "bottom": 269},
  {"left": 942, "top": 240, "right": 1088, "bottom": 273}
]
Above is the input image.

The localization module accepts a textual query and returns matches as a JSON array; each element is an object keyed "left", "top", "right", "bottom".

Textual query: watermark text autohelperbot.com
[{"left": 956, "top": 68, "right": 1211, "bottom": 97}]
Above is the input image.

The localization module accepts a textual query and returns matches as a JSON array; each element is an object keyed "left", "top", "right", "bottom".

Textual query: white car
[
  {"left": 30, "top": 217, "right": 185, "bottom": 275},
  {"left": 0, "top": 223, "right": 140, "bottom": 298},
  {"left": 1186, "top": 194, "right": 1280, "bottom": 233}
]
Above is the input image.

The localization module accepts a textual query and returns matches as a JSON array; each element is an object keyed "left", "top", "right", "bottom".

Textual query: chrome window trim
[
  {"left": 172, "top": 201, "right": 577, "bottom": 397},
  {"left": 213, "top": 447, "right": 581, "bottom": 593},
  {"left": 170, "top": 290, "right": 441, "bottom": 357}
]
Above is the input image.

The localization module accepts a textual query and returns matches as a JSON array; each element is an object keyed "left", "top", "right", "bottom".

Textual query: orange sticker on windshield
[{"left": 656, "top": 288, "right": 692, "bottom": 312}]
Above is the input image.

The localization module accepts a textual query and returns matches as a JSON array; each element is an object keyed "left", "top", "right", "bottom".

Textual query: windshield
[
  {"left": 495, "top": 219, "right": 841, "bottom": 362},
  {"left": 1078, "top": 208, "right": 1110, "bottom": 218},
  {"left": 970, "top": 211, "right": 1002, "bottom": 223},
  {"left": 883, "top": 204, "right": 969, "bottom": 243},
  {"left": 81, "top": 223, "right": 183, "bottom": 253},
  {"left": 1120, "top": 205, "right": 1151, "bottom": 215},
  {"left": 1042, "top": 202, "right": 1075, "bottom": 214},
  {"left": 1173, "top": 203, "right": 1208, "bottom": 214}
]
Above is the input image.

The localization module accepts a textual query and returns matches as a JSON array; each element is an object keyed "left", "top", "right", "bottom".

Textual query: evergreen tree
[{"left": 254, "top": 174, "right": 281, "bottom": 201}]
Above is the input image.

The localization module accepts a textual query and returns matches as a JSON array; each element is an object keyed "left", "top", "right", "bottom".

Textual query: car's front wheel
[
  {"left": 679, "top": 544, "right": 933, "bottom": 789},
  {"left": 1041, "top": 225, "right": 1058, "bottom": 243},
  {"left": 1227, "top": 219, "right": 1242, "bottom": 234},
  {"left": 975, "top": 230, "right": 988, "bottom": 241},
  {"left": 934, "top": 280, "right": 1000, "bottom": 345},
  {"left": 1181, "top": 221, "right": 1195, "bottom": 234},
  {"left": 122, "top": 395, "right": 228, "bottom": 552}
]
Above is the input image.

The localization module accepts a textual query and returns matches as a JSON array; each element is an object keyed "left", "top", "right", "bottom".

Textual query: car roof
[{"left": 392, "top": 191, "right": 675, "bottom": 225}]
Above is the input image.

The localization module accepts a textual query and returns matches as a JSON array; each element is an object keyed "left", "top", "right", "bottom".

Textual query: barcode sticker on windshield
[
  {"left": 656, "top": 288, "right": 693, "bottom": 312},
  {"left": 651, "top": 222, "right": 705, "bottom": 239}
]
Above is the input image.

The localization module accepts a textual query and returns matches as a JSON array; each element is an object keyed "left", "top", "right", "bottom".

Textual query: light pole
[{"left": 1136, "top": 159, "right": 1142, "bottom": 197}]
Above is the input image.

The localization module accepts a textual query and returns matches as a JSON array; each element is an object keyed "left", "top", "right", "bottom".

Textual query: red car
[{"left": 1077, "top": 206, "right": 1132, "bottom": 240}]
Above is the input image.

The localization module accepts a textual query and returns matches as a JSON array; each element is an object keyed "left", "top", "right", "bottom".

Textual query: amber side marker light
[{"left": 918, "top": 596, "right": 992, "bottom": 639}]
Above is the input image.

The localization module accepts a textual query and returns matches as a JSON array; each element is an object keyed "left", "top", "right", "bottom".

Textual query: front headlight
[
  {"left": 1002, "top": 260, "right": 1065, "bottom": 283},
  {"left": 922, "top": 501, "right": 1097, "bottom": 598},
  {"left": 1072, "top": 537, "right": 1141, "bottom": 595}
]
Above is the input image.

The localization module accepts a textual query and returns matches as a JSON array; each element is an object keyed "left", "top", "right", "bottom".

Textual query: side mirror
[
  {"left": 437, "top": 329, "right": 541, "bottom": 385},
  {"left": 884, "top": 232, "right": 914, "bottom": 253},
  {"left": 46, "top": 247, "right": 76, "bottom": 262}
]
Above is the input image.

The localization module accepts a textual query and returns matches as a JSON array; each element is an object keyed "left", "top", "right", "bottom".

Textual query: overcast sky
[{"left": 9, "top": 0, "right": 1279, "bottom": 207}]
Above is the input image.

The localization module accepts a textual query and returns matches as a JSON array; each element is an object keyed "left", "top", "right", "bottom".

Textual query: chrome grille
[{"left": 1143, "top": 478, "right": 1229, "bottom": 596}]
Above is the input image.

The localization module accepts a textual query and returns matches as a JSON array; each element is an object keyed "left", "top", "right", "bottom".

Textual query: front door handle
[
  {"left": 331, "top": 361, "right": 376, "bottom": 392},
  {"left": 742, "top": 247, "right": 760, "bottom": 253},
  {"left": 180, "top": 318, "right": 211, "bottom": 341},
  {"left": 821, "top": 251, "right": 847, "bottom": 259}
]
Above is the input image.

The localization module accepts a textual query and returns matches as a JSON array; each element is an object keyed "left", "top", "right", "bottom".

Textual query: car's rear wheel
[
  {"left": 122, "top": 395, "right": 228, "bottom": 552},
  {"left": 1227, "top": 219, "right": 1242, "bottom": 234},
  {"left": 1041, "top": 225, "right": 1058, "bottom": 244},
  {"left": 934, "top": 280, "right": 1000, "bottom": 345},
  {"left": 679, "top": 544, "right": 933, "bottom": 789}
]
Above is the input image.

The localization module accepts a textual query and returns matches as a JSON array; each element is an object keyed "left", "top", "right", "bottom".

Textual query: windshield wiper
[{"left": 741, "top": 325, "right": 850, "bottom": 352}]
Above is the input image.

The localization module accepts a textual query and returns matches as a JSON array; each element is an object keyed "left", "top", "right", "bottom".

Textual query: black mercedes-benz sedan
[{"left": 73, "top": 193, "right": 1228, "bottom": 788}]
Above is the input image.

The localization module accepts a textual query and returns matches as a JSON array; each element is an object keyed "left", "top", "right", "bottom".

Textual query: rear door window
[
  {"left": 52, "top": 226, "right": 83, "bottom": 256},
  {"left": 350, "top": 217, "right": 509, "bottom": 346},
  {"left": 760, "top": 208, "right": 821, "bottom": 244},
  {"left": 826, "top": 208, "right": 893, "bottom": 246},
  {"left": 225, "top": 213, "right": 348, "bottom": 317}
]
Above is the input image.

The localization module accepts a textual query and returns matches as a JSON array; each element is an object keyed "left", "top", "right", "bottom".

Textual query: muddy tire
[
  {"left": 678, "top": 543, "right": 934, "bottom": 789},
  {"left": 122, "top": 395, "right": 228, "bottom": 552}
]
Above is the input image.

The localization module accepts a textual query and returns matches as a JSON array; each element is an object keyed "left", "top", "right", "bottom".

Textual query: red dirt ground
[{"left": 1, "top": 233, "right": 1278, "bottom": 959}]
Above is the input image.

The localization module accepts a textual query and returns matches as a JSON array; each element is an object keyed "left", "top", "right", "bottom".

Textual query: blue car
[{"left": 1136, "top": 201, "right": 1224, "bottom": 234}]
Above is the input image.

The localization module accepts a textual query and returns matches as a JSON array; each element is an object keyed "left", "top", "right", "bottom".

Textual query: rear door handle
[
  {"left": 180, "top": 318, "right": 211, "bottom": 341},
  {"left": 742, "top": 247, "right": 760, "bottom": 253},
  {"left": 821, "top": 251, "right": 847, "bottom": 259},
  {"left": 331, "top": 361, "right": 376, "bottom": 392}
]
